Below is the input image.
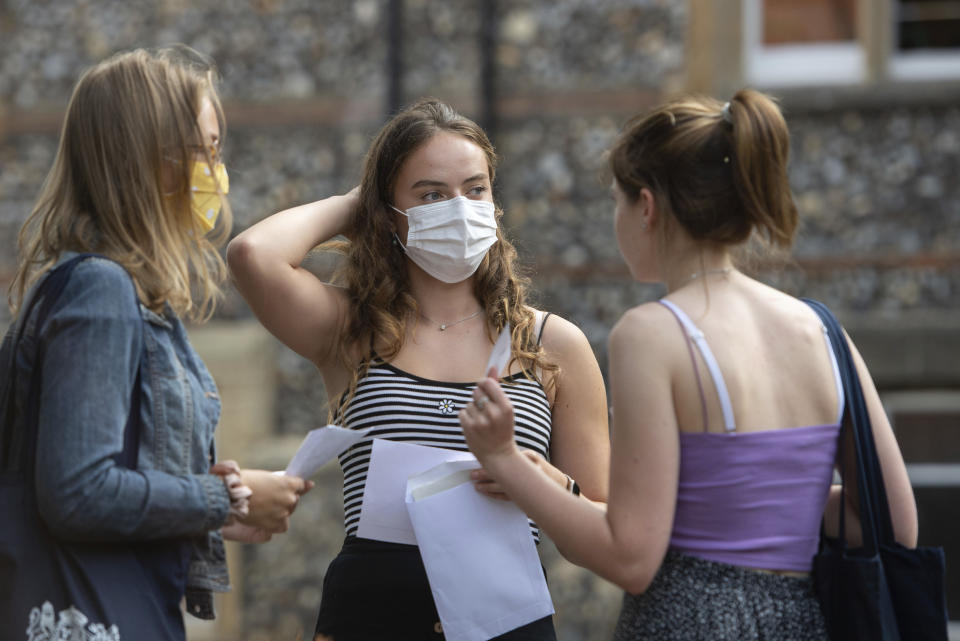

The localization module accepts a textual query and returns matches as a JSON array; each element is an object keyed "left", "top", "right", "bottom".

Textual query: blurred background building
[{"left": 1, "top": 0, "right": 958, "bottom": 639}]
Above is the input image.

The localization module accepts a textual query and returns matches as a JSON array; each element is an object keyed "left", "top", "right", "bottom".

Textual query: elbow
[
  {"left": 554, "top": 542, "right": 656, "bottom": 594},
  {"left": 35, "top": 471, "right": 145, "bottom": 541},
  {"left": 600, "top": 548, "right": 659, "bottom": 595},
  {"left": 890, "top": 486, "right": 919, "bottom": 548},
  {"left": 898, "top": 530, "right": 919, "bottom": 550},
  {"left": 585, "top": 526, "right": 665, "bottom": 596},
  {"left": 895, "top": 508, "right": 919, "bottom": 549},
  {"left": 618, "top": 564, "right": 656, "bottom": 596},
  {"left": 226, "top": 233, "right": 256, "bottom": 279},
  {"left": 36, "top": 487, "right": 91, "bottom": 540},
  {"left": 226, "top": 233, "right": 271, "bottom": 295}
]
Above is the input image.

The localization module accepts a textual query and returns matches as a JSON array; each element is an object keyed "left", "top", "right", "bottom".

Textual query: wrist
[
  {"left": 212, "top": 462, "right": 252, "bottom": 525},
  {"left": 481, "top": 445, "right": 524, "bottom": 477},
  {"left": 331, "top": 192, "right": 359, "bottom": 239},
  {"left": 563, "top": 473, "right": 581, "bottom": 496}
]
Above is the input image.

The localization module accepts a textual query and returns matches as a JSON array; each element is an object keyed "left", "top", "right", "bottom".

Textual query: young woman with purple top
[{"left": 460, "top": 89, "right": 918, "bottom": 640}]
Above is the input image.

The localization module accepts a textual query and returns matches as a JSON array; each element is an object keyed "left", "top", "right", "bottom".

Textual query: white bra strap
[
  {"left": 819, "top": 322, "right": 846, "bottom": 424},
  {"left": 659, "top": 299, "right": 737, "bottom": 432}
]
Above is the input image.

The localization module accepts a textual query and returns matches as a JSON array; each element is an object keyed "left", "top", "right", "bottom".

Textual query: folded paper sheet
[
  {"left": 406, "top": 460, "right": 554, "bottom": 641},
  {"left": 283, "top": 425, "right": 371, "bottom": 479},
  {"left": 357, "top": 439, "right": 476, "bottom": 545},
  {"left": 486, "top": 322, "right": 511, "bottom": 377}
]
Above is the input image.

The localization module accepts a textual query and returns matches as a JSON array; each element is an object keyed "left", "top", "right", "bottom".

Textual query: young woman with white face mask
[{"left": 228, "top": 99, "right": 610, "bottom": 641}]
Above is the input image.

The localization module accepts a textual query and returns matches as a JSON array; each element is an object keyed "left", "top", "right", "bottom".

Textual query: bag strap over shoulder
[
  {"left": 1, "top": 256, "right": 89, "bottom": 470},
  {"left": 802, "top": 298, "right": 896, "bottom": 551},
  {"left": 1, "top": 254, "right": 142, "bottom": 477}
]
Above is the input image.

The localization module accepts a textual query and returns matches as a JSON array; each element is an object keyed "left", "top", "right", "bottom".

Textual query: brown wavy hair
[
  {"left": 610, "top": 88, "right": 797, "bottom": 250},
  {"left": 9, "top": 45, "right": 231, "bottom": 321},
  {"left": 330, "top": 98, "right": 557, "bottom": 413}
]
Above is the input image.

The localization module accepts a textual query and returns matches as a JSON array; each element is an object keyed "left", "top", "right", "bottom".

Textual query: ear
[{"left": 637, "top": 187, "right": 658, "bottom": 230}]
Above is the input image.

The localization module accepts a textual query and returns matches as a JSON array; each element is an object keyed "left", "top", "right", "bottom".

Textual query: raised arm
[{"left": 226, "top": 189, "right": 357, "bottom": 371}]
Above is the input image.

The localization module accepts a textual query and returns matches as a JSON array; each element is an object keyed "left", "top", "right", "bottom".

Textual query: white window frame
[
  {"left": 742, "top": 0, "right": 866, "bottom": 87},
  {"left": 888, "top": 0, "right": 960, "bottom": 80},
  {"left": 884, "top": 390, "right": 960, "bottom": 487},
  {"left": 884, "top": 389, "right": 960, "bottom": 434}
]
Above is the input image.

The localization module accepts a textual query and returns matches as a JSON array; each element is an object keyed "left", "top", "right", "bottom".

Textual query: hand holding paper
[{"left": 461, "top": 363, "right": 520, "bottom": 467}]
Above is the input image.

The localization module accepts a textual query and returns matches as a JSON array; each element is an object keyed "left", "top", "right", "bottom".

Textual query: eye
[
  {"left": 421, "top": 191, "right": 444, "bottom": 202},
  {"left": 467, "top": 184, "right": 489, "bottom": 197}
]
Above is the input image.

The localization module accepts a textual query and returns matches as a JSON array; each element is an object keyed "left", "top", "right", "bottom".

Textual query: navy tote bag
[
  {"left": 804, "top": 298, "right": 949, "bottom": 641},
  {"left": 0, "top": 255, "right": 190, "bottom": 641}
]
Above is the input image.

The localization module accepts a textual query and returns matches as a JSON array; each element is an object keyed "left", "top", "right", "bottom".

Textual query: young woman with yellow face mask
[{"left": 0, "top": 46, "right": 310, "bottom": 640}]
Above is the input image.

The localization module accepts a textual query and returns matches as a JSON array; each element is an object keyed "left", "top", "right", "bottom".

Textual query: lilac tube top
[
  {"left": 670, "top": 423, "right": 840, "bottom": 572},
  {"left": 658, "top": 298, "right": 845, "bottom": 573}
]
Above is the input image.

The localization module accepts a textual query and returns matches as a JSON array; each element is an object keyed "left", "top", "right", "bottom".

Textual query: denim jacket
[{"left": 1, "top": 253, "right": 231, "bottom": 619}]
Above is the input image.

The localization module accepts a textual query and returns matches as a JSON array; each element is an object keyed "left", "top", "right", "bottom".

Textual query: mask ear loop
[{"left": 389, "top": 204, "right": 409, "bottom": 252}]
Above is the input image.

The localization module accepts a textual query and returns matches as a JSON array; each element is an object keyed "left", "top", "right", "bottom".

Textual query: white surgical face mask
[{"left": 391, "top": 196, "right": 498, "bottom": 283}]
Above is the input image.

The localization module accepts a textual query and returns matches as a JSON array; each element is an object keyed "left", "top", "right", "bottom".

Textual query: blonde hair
[
  {"left": 610, "top": 88, "right": 797, "bottom": 249},
  {"left": 9, "top": 45, "right": 232, "bottom": 321},
  {"left": 330, "top": 98, "right": 557, "bottom": 416}
]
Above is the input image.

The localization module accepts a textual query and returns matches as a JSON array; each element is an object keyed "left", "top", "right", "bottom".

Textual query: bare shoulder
[
  {"left": 537, "top": 310, "right": 584, "bottom": 343},
  {"left": 610, "top": 301, "right": 677, "bottom": 350},
  {"left": 745, "top": 279, "right": 827, "bottom": 338},
  {"left": 533, "top": 310, "right": 595, "bottom": 361}
]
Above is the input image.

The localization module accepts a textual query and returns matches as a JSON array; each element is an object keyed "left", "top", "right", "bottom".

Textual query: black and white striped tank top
[{"left": 336, "top": 355, "right": 553, "bottom": 540}]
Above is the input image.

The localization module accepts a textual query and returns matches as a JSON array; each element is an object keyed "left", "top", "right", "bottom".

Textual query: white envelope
[
  {"left": 356, "top": 439, "right": 476, "bottom": 545},
  {"left": 406, "top": 461, "right": 554, "bottom": 641}
]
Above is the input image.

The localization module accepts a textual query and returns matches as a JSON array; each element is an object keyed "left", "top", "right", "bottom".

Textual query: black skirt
[
  {"left": 314, "top": 536, "right": 556, "bottom": 641},
  {"left": 613, "top": 550, "right": 828, "bottom": 641}
]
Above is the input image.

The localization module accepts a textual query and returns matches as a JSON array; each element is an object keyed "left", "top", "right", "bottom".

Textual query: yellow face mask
[{"left": 190, "top": 161, "right": 229, "bottom": 233}]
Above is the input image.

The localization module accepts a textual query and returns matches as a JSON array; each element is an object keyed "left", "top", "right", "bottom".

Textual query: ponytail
[
  {"left": 609, "top": 88, "right": 798, "bottom": 249},
  {"left": 725, "top": 89, "right": 797, "bottom": 248}
]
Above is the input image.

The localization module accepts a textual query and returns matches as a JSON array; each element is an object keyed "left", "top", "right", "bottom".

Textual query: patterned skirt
[{"left": 612, "top": 551, "right": 828, "bottom": 641}]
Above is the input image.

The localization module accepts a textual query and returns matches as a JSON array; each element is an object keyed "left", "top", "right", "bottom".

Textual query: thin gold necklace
[
  {"left": 680, "top": 267, "right": 732, "bottom": 288},
  {"left": 419, "top": 308, "right": 483, "bottom": 331}
]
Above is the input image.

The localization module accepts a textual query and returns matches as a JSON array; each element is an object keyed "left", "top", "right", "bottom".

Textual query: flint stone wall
[{"left": 1, "top": 1, "right": 957, "bottom": 639}]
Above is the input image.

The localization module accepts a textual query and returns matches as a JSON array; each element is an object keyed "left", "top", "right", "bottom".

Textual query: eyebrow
[{"left": 410, "top": 173, "right": 489, "bottom": 190}]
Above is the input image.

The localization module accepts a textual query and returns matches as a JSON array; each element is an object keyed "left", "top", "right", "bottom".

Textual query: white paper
[
  {"left": 485, "top": 322, "right": 511, "bottom": 377},
  {"left": 356, "top": 439, "right": 476, "bottom": 545},
  {"left": 283, "top": 425, "right": 371, "bottom": 479},
  {"left": 406, "top": 462, "right": 554, "bottom": 641}
]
